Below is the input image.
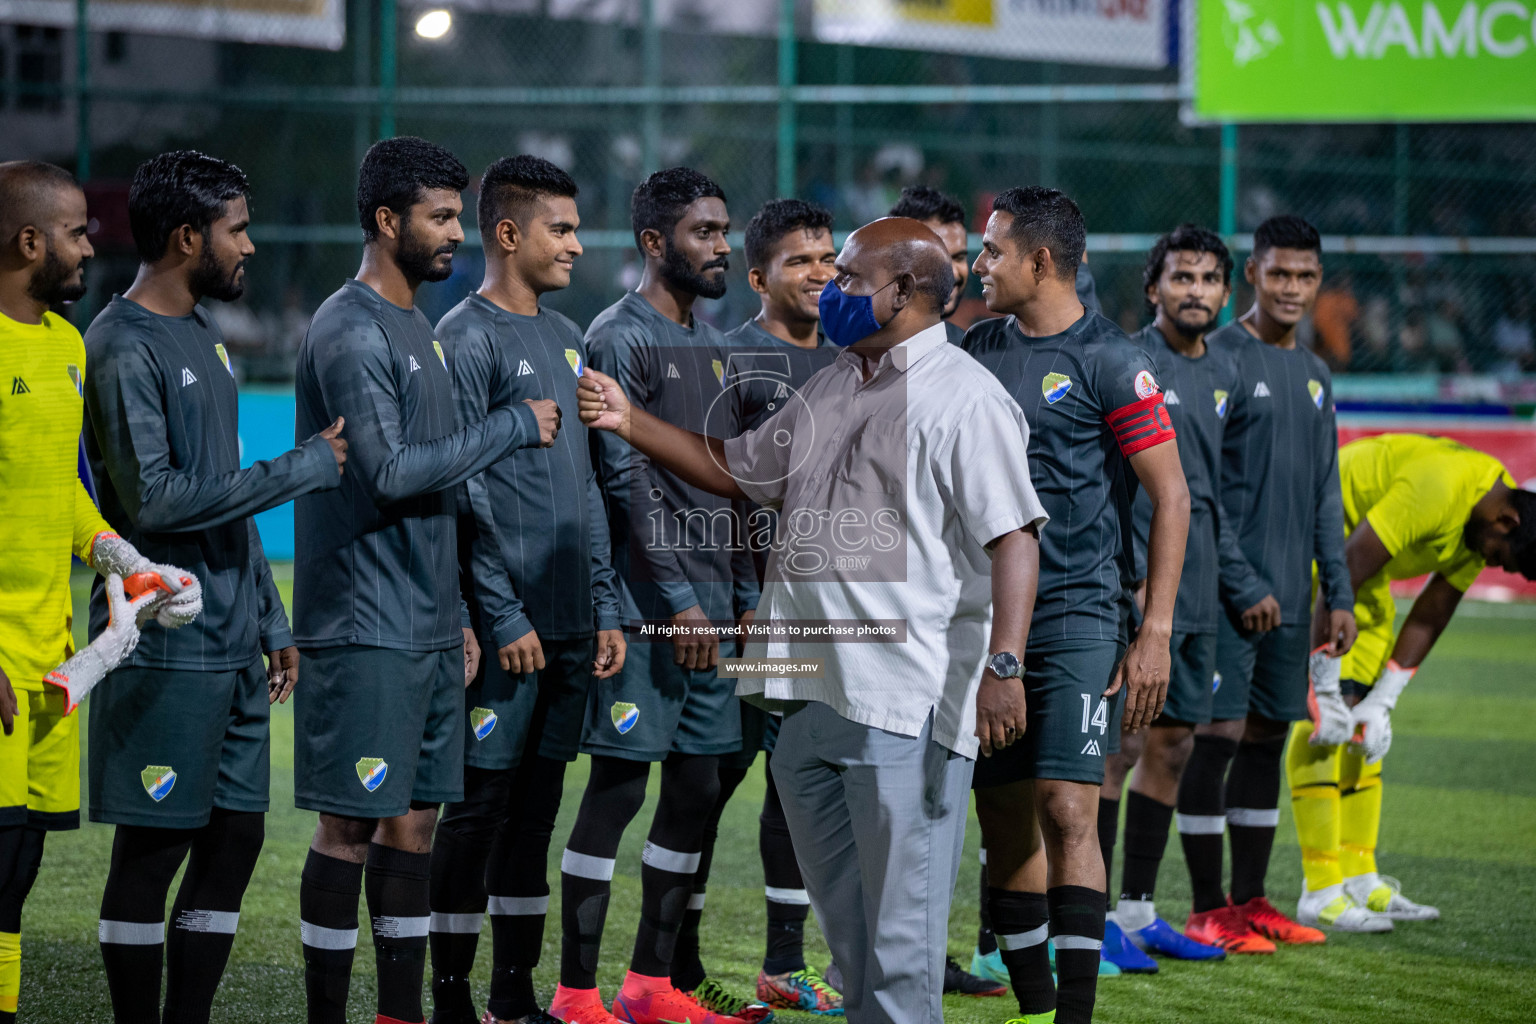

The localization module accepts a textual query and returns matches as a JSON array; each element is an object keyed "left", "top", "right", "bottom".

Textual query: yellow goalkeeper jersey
[
  {"left": 0, "top": 309, "right": 112, "bottom": 692},
  {"left": 1339, "top": 432, "right": 1514, "bottom": 593}
]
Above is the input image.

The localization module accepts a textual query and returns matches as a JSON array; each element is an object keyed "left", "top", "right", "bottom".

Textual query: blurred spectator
[
  {"left": 1357, "top": 294, "right": 1392, "bottom": 371},
  {"left": 1492, "top": 294, "right": 1534, "bottom": 374},
  {"left": 1427, "top": 299, "right": 1469, "bottom": 373},
  {"left": 1399, "top": 307, "right": 1433, "bottom": 371},
  {"left": 1313, "top": 273, "right": 1359, "bottom": 371}
]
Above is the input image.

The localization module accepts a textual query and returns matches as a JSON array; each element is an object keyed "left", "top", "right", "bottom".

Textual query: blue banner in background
[{"left": 240, "top": 389, "right": 298, "bottom": 559}]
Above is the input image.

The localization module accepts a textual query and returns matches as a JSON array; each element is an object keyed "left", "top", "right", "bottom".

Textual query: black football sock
[
  {"left": 366, "top": 843, "right": 432, "bottom": 1023},
  {"left": 431, "top": 766, "right": 507, "bottom": 1021},
  {"left": 975, "top": 851, "right": 997, "bottom": 956},
  {"left": 1177, "top": 734, "right": 1238, "bottom": 913},
  {"left": 760, "top": 763, "right": 809, "bottom": 976},
  {"left": 301, "top": 849, "right": 364, "bottom": 1024},
  {"left": 632, "top": 754, "right": 719, "bottom": 980},
  {"left": 486, "top": 755, "right": 567, "bottom": 1020},
  {"left": 559, "top": 756, "right": 649, "bottom": 990},
  {"left": 1097, "top": 796, "right": 1120, "bottom": 888},
  {"left": 1120, "top": 791, "right": 1176, "bottom": 907},
  {"left": 99, "top": 824, "right": 194, "bottom": 1024},
  {"left": 0, "top": 825, "right": 46, "bottom": 1024},
  {"left": 163, "top": 810, "right": 264, "bottom": 1024},
  {"left": 1226, "top": 734, "right": 1286, "bottom": 905},
  {"left": 672, "top": 760, "right": 744, "bottom": 992},
  {"left": 1048, "top": 885, "right": 1107, "bottom": 1024},
  {"left": 988, "top": 887, "right": 1052, "bottom": 1015}
]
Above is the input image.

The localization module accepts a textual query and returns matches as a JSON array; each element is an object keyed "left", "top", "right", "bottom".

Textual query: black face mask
[{"left": 660, "top": 238, "right": 728, "bottom": 300}]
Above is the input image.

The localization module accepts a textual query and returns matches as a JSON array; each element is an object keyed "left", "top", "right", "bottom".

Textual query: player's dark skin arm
[
  {"left": 1109, "top": 440, "right": 1190, "bottom": 732},
  {"left": 976, "top": 525, "right": 1040, "bottom": 757}
]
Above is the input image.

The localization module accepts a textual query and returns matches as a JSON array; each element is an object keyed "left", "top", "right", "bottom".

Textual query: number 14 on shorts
[{"left": 1081, "top": 694, "right": 1108, "bottom": 756}]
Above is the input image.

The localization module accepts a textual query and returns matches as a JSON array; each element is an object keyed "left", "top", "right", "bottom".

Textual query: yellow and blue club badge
[
  {"left": 565, "top": 348, "right": 584, "bottom": 376},
  {"left": 712, "top": 359, "right": 725, "bottom": 387},
  {"left": 1307, "top": 379, "right": 1325, "bottom": 409},
  {"left": 214, "top": 343, "right": 234, "bottom": 377},
  {"left": 470, "top": 707, "right": 498, "bottom": 741},
  {"left": 1042, "top": 372, "right": 1072, "bottom": 405},
  {"left": 66, "top": 363, "right": 83, "bottom": 396},
  {"left": 356, "top": 757, "right": 389, "bottom": 792},
  {"left": 141, "top": 765, "right": 177, "bottom": 802},
  {"left": 433, "top": 340, "right": 448, "bottom": 370},
  {"left": 1214, "top": 389, "right": 1229, "bottom": 417},
  {"left": 611, "top": 701, "right": 640, "bottom": 735}
]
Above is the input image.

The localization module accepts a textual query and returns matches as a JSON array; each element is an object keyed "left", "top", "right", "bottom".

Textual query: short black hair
[
  {"left": 991, "top": 185, "right": 1085, "bottom": 281},
  {"left": 1143, "top": 223, "right": 1233, "bottom": 313},
  {"left": 889, "top": 185, "right": 966, "bottom": 226},
  {"left": 0, "top": 161, "right": 80, "bottom": 244},
  {"left": 477, "top": 155, "right": 579, "bottom": 242},
  {"left": 630, "top": 167, "right": 726, "bottom": 251},
  {"left": 127, "top": 150, "right": 249, "bottom": 263},
  {"left": 1510, "top": 489, "right": 1536, "bottom": 581},
  {"left": 356, "top": 136, "right": 468, "bottom": 241},
  {"left": 744, "top": 199, "right": 832, "bottom": 270},
  {"left": 1252, "top": 214, "right": 1321, "bottom": 259}
]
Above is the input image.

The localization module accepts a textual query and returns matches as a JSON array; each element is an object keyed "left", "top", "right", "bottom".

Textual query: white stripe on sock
[
  {"left": 429, "top": 911, "right": 484, "bottom": 934},
  {"left": 372, "top": 915, "right": 431, "bottom": 940},
  {"left": 641, "top": 841, "right": 702, "bottom": 874},
  {"left": 561, "top": 849, "right": 616, "bottom": 881},
  {"left": 300, "top": 921, "right": 358, "bottom": 951},
  {"left": 687, "top": 892, "right": 706, "bottom": 910},
  {"left": 765, "top": 886, "right": 811, "bottom": 906},
  {"left": 1175, "top": 813, "right": 1227, "bottom": 835},
  {"left": 997, "top": 924, "right": 1049, "bottom": 950},
  {"left": 487, "top": 895, "right": 549, "bottom": 916},
  {"left": 1053, "top": 935, "right": 1104, "bottom": 952},
  {"left": 173, "top": 909, "right": 240, "bottom": 934},
  {"left": 1226, "top": 807, "right": 1281, "bottom": 828},
  {"left": 98, "top": 920, "right": 165, "bottom": 945}
]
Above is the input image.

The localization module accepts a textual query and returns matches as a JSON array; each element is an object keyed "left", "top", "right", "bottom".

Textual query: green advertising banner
[{"left": 1189, "top": 1, "right": 1536, "bottom": 122}]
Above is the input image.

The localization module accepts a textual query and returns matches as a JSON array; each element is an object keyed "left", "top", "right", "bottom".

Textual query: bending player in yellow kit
[
  {"left": 0, "top": 161, "right": 198, "bottom": 1023},
  {"left": 1288, "top": 432, "right": 1536, "bottom": 932}
]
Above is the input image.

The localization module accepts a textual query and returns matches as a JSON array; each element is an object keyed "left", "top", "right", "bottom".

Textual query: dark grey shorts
[
  {"left": 1212, "top": 617, "right": 1310, "bottom": 723},
  {"left": 464, "top": 637, "right": 595, "bottom": 770},
  {"left": 579, "top": 630, "right": 742, "bottom": 762}
]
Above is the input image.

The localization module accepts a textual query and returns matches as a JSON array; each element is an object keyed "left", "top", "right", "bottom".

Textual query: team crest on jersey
[
  {"left": 1212, "top": 671, "right": 1223, "bottom": 693},
  {"left": 433, "top": 340, "right": 447, "bottom": 369},
  {"left": 470, "top": 707, "right": 498, "bottom": 741},
  {"left": 1214, "top": 389, "right": 1229, "bottom": 417},
  {"left": 66, "top": 364, "right": 82, "bottom": 395},
  {"left": 1041, "top": 372, "right": 1072, "bottom": 405},
  {"left": 1307, "top": 379, "right": 1324, "bottom": 409},
  {"left": 356, "top": 757, "right": 389, "bottom": 792},
  {"left": 712, "top": 359, "right": 724, "bottom": 387},
  {"left": 565, "top": 348, "right": 584, "bottom": 376},
  {"left": 141, "top": 765, "right": 177, "bottom": 802},
  {"left": 1133, "top": 369, "right": 1160, "bottom": 399},
  {"left": 611, "top": 702, "right": 640, "bottom": 735},
  {"left": 213, "top": 343, "right": 234, "bottom": 377}
]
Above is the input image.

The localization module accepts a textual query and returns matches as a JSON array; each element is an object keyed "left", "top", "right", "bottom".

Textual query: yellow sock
[
  {"left": 0, "top": 930, "right": 19, "bottom": 1015},
  {"left": 1341, "top": 753, "right": 1383, "bottom": 879},
  {"left": 1287, "top": 720, "right": 1344, "bottom": 890}
]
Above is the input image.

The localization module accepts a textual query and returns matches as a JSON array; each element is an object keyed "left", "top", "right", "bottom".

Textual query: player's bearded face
[
  {"left": 928, "top": 220, "right": 969, "bottom": 318},
  {"left": 661, "top": 236, "right": 728, "bottom": 300},
  {"left": 27, "top": 237, "right": 88, "bottom": 305},
  {"left": 191, "top": 239, "right": 248, "bottom": 302},
  {"left": 396, "top": 210, "right": 459, "bottom": 283},
  {"left": 1157, "top": 250, "right": 1229, "bottom": 337}
]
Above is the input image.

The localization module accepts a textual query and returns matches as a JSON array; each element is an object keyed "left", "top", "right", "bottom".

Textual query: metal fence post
[
  {"left": 75, "top": 0, "right": 90, "bottom": 180},
  {"left": 1219, "top": 121, "right": 1238, "bottom": 321},
  {"left": 353, "top": 0, "right": 373, "bottom": 161},
  {"left": 379, "top": 0, "right": 397, "bottom": 139},
  {"left": 641, "top": 0, "right": 660, "bottom": 176},
  {"left": 776, "top": 0, "right": 797, "bottom": 198}
]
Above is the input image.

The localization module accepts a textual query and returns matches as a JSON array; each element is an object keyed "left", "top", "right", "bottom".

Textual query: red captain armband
[{"left": 1106, "top": 393, "right": 1176, "bottom": 457}]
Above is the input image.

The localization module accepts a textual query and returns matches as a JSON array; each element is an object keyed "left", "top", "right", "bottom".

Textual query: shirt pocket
[{"left": 832, "top": 415, "right": 906, "bottom": 496}]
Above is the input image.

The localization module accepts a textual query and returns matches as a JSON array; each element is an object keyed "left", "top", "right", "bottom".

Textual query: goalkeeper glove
[
  {"left": 89, "top": 532, "right": 203, "bottom": 629},
  {"left": 44, "top": 574, "right": 162, "bottom": 714},
  {"left": 1348, "top": 660, "right": 1416, "bottom": 764},
  {"left": 1306, "top": 645, "right": 1352, "bottom": 746}
]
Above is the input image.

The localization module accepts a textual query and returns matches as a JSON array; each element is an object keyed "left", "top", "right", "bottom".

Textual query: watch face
[{"left": 990, "top": 652, "right": 1020, "bottom": 678}]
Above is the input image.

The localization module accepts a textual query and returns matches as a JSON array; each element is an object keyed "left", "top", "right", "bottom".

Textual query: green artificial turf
[{"left": 16, "top": 566, "right": 1535, "bottom": 1021}]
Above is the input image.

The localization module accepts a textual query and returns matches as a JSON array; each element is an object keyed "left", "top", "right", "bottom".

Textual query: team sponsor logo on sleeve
[
  {"left": 141, "top": 765, "right": 177, "bottom": 802},
  {"left": 565, "top": 348, "right": 584, "bottom": 376},
  {"left": 66, "top": 364, "right": 82, "bottom": 395},
  {"left": 611, "top": 701, "right": 640, "bottom": 735},
  {"left": 470, "top": 707, "right": 498, "bottom": 741},
  {"left": 1041, "top": 372, "right": 1073, "bottom": 404},
  {"left": 213, "top": 344, "right": 234, "bottom": 377},
  {"left": 1307, "top": 379, "right": 1324, "bottom": 409},
  {"left": 355, "top": 757, "right": 389, "bottom": 792},
  {"left": 1133, "top": 369, "right": 1160, "bottom": 399},
  {"left": 1214, "top": 389, "right": 1229, "bottom": 417}
]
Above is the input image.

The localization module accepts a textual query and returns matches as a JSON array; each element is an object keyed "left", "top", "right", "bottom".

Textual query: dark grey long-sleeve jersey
[
  {"left": 83, "top": 296, "right": 338, "bottom": 668},
  {"left": 292, "top": 279, "right": 540, "bottom": 652},
  {"left": 586, "top": 291, "right": 754, "bottom": 626},
  {"left": 1208, "top": 321, "right": 1352, "bottom": 622},
  {"left": 437, "top": 294, "right": 621, "bottom": 647}
]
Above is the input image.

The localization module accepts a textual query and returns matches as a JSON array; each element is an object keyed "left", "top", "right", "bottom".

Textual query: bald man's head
[
  {"left": 0, "top": 161, "right": 93, "bottom": 306},
  {"left": 841, "top": 217, "right": 954, "bottom": 314}
]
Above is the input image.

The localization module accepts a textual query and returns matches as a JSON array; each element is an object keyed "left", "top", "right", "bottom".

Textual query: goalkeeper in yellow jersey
[
  {"left": 0, "top": 161, "right": 198, "bottom": 1023},
  {"left": 1289, "top": 432, "right": 1536, "bottom": 933}
]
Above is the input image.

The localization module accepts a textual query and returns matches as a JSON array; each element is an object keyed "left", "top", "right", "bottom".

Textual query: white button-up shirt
[{"left": 723, "top": 322, "right": 1048, "bottom": 758}]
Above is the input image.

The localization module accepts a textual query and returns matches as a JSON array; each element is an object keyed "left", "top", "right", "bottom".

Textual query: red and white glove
[
  {"left": 89, "top": 532, "right": 202, "bottom": 629},
  {"left": 1348, "top": 660, "right": 1416, "bottom": 764},
  {"left": 1306, "top": 645, "right": 1352, "bottom": 747},
  {"left": 43, "top": 574, "right": 162, "bottom": 714}
]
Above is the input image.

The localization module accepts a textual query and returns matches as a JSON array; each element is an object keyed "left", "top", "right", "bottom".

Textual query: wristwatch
[{"left": 987, "top": 651, "right": 1023, "bottom": 680}]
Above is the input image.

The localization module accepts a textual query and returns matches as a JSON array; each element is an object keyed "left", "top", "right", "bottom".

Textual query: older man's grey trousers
[{"left": 771, "top": 700, "right": 973, "bottom": 1024}]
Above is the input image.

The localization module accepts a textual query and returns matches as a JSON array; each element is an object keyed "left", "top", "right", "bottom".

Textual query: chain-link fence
[{"left": 2, "top": 1, "right": 1534, "bottom": 384}]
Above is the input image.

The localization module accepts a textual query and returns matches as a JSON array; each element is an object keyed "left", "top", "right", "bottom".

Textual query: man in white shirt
[{"left": 576, "top": 217, "right": 1048, "bottom": 1024}]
